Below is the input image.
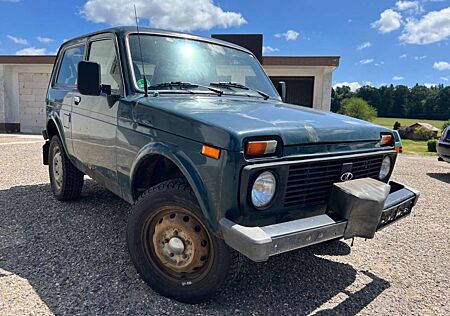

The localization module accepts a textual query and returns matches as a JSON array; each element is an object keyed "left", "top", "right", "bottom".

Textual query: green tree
[
  {"left": 408, "top": 84, "right": 428, "bottom": 118},
  {"left": 338, "top": 97, "right": 378, "bottom": 121},
  {"left": 331, "top": 86, "right": 354, "bottom": 112},
  {"left": 378, "top": 85, "right": 395, "bottom": 116},
  {"left": 392, "top": 85, "right": 409, "bottom": 117},
  {"left": 331, "top": 83, "right": 450, "bottom": 121},
  {"left": 356, "top": 85, "right": 381, "bottom": 113}
]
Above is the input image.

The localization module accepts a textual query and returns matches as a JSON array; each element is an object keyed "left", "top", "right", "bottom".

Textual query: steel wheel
[
  {"left": 144, "top": 206, "right": 212, "bottom": 281},
  {"left": 52, "top": 148, "right": 63, "bottom": 192},
  {"left": 48, "top": 135, "right": 84, "bottom": 201}
]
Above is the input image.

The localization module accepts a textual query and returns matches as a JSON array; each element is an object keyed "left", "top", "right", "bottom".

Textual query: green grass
[
  {"left": 373, "top": 117, "right": 446, "bottom": 131},
  {"left": 372, "top": 117, "right": 446, "bottom": 155},
  {"left": 401, "top": 139, "right": 436, "bottom": 156}
]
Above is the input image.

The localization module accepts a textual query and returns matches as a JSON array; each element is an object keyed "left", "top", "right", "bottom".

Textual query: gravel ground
[{"left": 0, "top": 134, "right": 449, "bottom": 315}]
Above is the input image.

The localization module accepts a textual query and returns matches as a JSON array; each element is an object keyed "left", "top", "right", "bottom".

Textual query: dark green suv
[{"left": 42, "top": 27, "right": 419, "bottom": 303}]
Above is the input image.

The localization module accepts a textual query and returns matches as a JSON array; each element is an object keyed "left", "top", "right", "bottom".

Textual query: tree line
[{"left": 331, "top": 84, "right": 450, "bottom": 120}]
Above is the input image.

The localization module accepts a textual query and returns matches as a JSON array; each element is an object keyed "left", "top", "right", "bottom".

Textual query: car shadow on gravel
[
  {"left": 0, "top": 181, "right": 389, "bottom": 315},
  {"left": 427, "top": 172, "right": 450, "bottom": 184}
]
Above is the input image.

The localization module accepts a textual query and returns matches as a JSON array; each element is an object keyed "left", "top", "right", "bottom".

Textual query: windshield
[{"left": 127, "top": 34, "right": 279, "bottom": 99}]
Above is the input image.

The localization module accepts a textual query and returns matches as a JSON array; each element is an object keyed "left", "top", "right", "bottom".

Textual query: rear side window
[
  {"left": 88, "top": 39, "right": 121, "bottom": 92},
  {"left": 56, "top": 45, "right": 85, "bottom": 86}
]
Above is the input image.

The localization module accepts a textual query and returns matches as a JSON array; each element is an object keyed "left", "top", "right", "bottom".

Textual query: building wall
[{"left": 0, "top": 64, "right": 53, "bottom": 133}]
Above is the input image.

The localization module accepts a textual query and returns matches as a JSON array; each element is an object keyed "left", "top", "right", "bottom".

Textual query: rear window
[{"left": 56, "top": 45, "right": 85, "bottom": 87}]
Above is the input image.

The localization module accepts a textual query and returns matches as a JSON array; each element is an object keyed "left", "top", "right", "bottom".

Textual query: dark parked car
[
  {"left": 437, "top": 126, "right": 450, "bottom": 163},
  {"left": 42, "top": 27, "right": 419, "bottom": 303}
]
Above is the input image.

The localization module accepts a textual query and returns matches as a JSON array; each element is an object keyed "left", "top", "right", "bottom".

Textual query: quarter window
[
  {"left": 88, "top": 39, "right": 121, "bottom": 91},
  {"left": 56, "top": 45, "right": 85, "bottom": 86}
]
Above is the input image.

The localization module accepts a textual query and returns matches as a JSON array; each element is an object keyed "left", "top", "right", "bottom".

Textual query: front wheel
[{"left": 127, "top": 179, "right": 241, "bottom": 303}]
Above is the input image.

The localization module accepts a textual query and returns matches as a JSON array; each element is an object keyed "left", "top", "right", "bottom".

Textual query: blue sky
[{"left": 1, "top": 0, "right": 449, "bottom": 88}]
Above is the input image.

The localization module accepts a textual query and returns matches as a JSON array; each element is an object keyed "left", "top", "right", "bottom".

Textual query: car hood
[{"left": 133, "top": 95, "right": 391, "bottom": 151}]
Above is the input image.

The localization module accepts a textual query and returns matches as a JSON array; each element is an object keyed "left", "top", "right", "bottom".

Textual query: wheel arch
[
  {"left": 130, "top": 142, "right": 213, "bottom": 229},
  {"left": 46, "top": 116, "right": 70, "bottom": 156}
]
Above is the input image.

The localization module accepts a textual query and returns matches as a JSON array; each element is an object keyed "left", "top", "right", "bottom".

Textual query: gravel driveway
[{"left": 0, "top": 134, "right": 449, "bottom": 315}]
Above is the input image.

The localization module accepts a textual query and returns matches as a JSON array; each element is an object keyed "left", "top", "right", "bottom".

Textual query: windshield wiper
[
  {"left": 149, "top": 81, "right": 223, "bottom": 96},
  {"left": 209, "top": 82, "right": 270, "bottom": 100}
]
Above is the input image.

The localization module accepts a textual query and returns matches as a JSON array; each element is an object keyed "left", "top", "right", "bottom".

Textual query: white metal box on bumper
[{"left": 220, "top": 180, "right": 419, "bottom": 262}]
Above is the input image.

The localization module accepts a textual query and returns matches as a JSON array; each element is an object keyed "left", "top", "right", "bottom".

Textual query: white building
[{"left": 0, "top": 54, "right": 339, "bottom": 134}]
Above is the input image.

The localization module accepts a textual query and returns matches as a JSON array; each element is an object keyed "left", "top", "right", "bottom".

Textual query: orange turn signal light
[
  {"left": 395, "top": 146, "right": 403, "bottom": 153},
  {"left": 380, "top": 134, "right": 393, "bottom": 146},
  {"left": 245, "top": 140, "right": 278, "bottom": 156},
  {"left": 201, "top": 145, "right": 220, "bottom": 159}
]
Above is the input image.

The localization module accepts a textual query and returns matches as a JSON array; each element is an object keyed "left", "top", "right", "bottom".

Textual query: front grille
[{"left": 284, "top": 155, "right": 384, "bottom": 208}]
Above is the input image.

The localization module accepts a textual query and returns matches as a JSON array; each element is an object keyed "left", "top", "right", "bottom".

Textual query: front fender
[
  {"left": 130, "top": 142, "right": 216, "bottom": 232},
  {"left": 46, "top": 113, "right": 70, "bottom": 157}
]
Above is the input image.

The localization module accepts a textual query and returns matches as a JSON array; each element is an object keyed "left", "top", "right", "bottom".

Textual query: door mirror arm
[{"left": 277, "top": 81, "right": 286, "bottom": 103}]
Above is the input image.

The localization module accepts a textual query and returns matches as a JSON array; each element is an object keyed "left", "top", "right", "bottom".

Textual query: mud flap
[
  {"left": 328, "top": 178, "right": 390, "bottom": 239},
  {"left": 42, "top": 141, "right": 50, "bottom": 165}
]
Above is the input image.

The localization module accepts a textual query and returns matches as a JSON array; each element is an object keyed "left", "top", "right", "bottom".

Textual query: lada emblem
[{"left": 340, "top": 172, "right": 354, "bottom": 182}]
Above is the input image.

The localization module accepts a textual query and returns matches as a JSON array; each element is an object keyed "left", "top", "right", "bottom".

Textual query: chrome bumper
[{"left": 220, "top": 181, "right": 419, "bottom": 262}]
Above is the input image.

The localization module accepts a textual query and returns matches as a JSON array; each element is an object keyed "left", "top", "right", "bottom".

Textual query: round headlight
[
  {"left": 251, "top": 171, "right": 277, "bottom": 209},
  {"left": 378, "top": 156, "right": 392, "bottom": 180}
]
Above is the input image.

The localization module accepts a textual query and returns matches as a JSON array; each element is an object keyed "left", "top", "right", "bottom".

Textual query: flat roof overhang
[
  {"left": 263, "top": 56, "right": 339, "bottom": 67},
  {"left": 0, "top": 55, "right": 340, "bottom": 68},
  {"left": 0, "top": 55, "right": 56, "bottom": 64}
]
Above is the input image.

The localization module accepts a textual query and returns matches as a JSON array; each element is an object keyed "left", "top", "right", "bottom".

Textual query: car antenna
[{"left": 134, "top": 4, "right": 148, "bottom": 97}]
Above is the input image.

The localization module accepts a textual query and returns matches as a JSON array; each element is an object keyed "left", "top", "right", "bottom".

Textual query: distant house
[{"left": 400, "top": 122, "right": 439, "bottom": 140}]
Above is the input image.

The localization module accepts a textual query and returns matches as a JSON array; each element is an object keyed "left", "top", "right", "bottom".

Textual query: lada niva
[{"left": 42, "top": 27, "right": 419, "bottom": 303}]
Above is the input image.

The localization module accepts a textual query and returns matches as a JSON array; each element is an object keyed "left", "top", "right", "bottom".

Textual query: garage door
[{"left": 270, "top": 76, "right": 314, "bottom": 107}]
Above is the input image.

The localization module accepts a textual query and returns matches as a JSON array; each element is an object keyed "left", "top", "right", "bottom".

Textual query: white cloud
[
  {"left": 262, "top": 46, "right": 279, "bottom": 54},
  {"left": 16, "top": 47, "right": 47, "bottom": 55},
  {"left": 395, "top": 1, "right": 422, "bottom": 13},
  {"left": 37, "top": 36, "right": 53, "bottom": 44},
  {"left": 433, "top": 61, "right": 450, "bottom": 70},
  {"left": 333, "top": 82, "right": 361, "bottom": 91},
  {"left": 423, "top": 83, "right": 437, "bottom": 88},
  {"left": 400, "top": 53, "right": 408, "bottom": 58},
  {"left": 392, "top": 76, "right": 405, "bottom": 80},
  {"left": 81, "top": 0, "right": 246, "bottom": 32},
  {"left": 275, "top": 29, "right": 300, "bottom": 41},
  {"left": 371, "top": 9, "right": 402, "bottom": 33},
  {"left": 360, "top": 58, "right": 374, "bottom": 64},
  {"left": 357, "top": 41, "right": 371, "bottom": 50},
  {"left": 441, "top": 76, "right": 449, "bottom": 81},
  {"left": 400, "top": 7, "right": 450, "bottom": 44},
  {"left": 414, "top": 55, "right": 427, "bottom": 60},
  {"left": 7, "top": 35, "right": 28, "bottom": 45},
  {"left": 375, "top": 61, "right": 385, "bottom": 66}
]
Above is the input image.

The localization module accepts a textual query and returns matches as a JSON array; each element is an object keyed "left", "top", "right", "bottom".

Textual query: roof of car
[{"left": 62, "top": 26, "right": 252, "bottom": 54}]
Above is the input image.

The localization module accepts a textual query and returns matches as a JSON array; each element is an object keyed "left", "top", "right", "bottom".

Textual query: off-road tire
[
  {"left": 127, "top": 179, "right": 242, "bottom": 303},
  {"left": 48, "top": 135, "right": 84, "bottom": 201}
]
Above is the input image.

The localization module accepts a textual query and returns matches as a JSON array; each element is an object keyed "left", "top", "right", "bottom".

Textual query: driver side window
[{"left": 88, "top": 39, "right": 121, "bottom": 92}]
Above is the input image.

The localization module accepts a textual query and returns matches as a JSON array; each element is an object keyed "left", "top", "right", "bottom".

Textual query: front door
[
  {"left": 47, "top": 44, "right": 85, "bottom": 157},
  {"left": 71, "top": 34, "right": 123, "bottom": 195}
]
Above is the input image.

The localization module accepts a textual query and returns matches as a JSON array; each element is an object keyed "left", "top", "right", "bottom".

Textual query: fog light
[
  {"left": 378, "top": 156, "right": 392, "bottom": 180},
  {"left": 251, "top": 171, "right": 276, "bottom": 209}
]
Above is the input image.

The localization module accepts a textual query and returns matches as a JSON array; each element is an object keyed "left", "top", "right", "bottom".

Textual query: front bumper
[{"left": 220, "top": 181, "right": 419, "bottom": 262}]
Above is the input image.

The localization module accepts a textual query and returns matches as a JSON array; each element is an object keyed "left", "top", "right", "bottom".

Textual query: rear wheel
[
  {"left": 48, "top": 135, "right": 84, "bottom": 201},
  {"left": 127, "top": 179, "right": 241, "bottom": 303}
]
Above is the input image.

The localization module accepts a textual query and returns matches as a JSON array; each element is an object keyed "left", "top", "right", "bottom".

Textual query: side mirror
[
  {"left": 277, "top": 81, "right": 286, "bottom": 102},
  {"left": 77, "top": 61, "right": 101, "bottom": 96}
]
